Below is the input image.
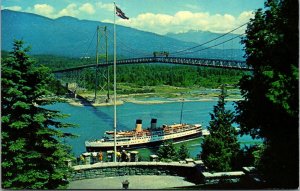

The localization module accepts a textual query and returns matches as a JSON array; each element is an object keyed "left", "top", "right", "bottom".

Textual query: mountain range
[{"left": 1, "top": 10, "right": 244, "bottom": 60}]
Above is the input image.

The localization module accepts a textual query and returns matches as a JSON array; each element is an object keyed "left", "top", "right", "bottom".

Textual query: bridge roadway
[{"left": 53, "top": 57, "right": 252, "bottom": 73}]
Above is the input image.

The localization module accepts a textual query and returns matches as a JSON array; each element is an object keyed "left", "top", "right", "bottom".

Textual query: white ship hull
[{"left": 85, "top": 125, "right": 207, "bottom": 151}]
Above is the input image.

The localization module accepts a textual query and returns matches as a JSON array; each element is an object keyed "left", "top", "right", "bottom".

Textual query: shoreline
[
  {"left": 61, "top": 87, "right": 243, "bottom": 107},
  {"left": 62, "top": 96, "right": 243, "bottom": 107},
  {"left": 67, "top": 99, "right": 124, "bottom": 107}
]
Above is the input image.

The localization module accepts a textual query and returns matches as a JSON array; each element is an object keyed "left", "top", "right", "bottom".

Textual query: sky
[{"left": 2, "top": 0, "right": 265, "bottom": 35}]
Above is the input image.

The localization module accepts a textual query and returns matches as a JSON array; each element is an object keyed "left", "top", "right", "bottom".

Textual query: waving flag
[{"left": 116, "top": 6, "right": 129, "bottom": 20}]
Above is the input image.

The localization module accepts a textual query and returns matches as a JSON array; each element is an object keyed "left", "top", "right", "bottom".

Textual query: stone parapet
[
  {"left": 70, "top": 161, "right": 203, "bottom": 182},
  {"left": 73, "top": 161, "right": 196, "bottom": 171}
]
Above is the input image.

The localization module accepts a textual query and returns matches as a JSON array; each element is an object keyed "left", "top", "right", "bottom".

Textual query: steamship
[{"left": 85, "top": 119, "right": 210, "bottom": 151}]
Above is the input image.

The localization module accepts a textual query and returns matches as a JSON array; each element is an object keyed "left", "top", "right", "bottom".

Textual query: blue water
[{"left": 45, "top": 101, "right": 261, "bottom": 157}]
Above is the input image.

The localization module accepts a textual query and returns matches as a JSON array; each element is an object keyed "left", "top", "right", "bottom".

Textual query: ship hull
[{"left": 86, "top": 131, "right": 201, "bottom": 152}]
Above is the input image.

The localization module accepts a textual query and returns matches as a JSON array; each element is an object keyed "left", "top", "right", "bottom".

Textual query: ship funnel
[
  {"left": 151, "top": 118, "right": 157, "bottom": 129},
  {"left": 135, "top": 119, "right": 143, "bottom": 132}
]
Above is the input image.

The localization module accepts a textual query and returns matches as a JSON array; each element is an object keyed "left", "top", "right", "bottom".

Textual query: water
[{"left": 45, "top": 101, "right": 261, "bottom": 158}]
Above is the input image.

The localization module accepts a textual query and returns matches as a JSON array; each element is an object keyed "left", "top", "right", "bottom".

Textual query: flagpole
[{"left": 113, "top": 2, "right": 117, "bottom": 163}]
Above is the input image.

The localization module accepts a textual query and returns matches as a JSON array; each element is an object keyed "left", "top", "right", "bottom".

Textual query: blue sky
[{"left": 2, "top": 0, "right": 265, "bottom": 34}]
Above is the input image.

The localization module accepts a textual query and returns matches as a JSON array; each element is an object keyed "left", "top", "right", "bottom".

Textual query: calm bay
[{"left": 45, "top": 100, "right": 261, "bottom": 159}]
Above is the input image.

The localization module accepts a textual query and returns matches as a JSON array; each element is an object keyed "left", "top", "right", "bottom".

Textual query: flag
[{"left": 116, "top": 6, "right": 129, "bottom": 20}]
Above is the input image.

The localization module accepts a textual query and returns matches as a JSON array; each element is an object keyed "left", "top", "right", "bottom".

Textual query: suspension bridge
[
  {"left": 52, "top": 23, "right": 252, "bottom": 102},
  {"left": 53, "top": 57, "right": 251, "bottom": 73}
]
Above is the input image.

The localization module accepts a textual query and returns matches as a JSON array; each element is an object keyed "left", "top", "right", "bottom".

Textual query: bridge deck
[{"left": 53, "top": 57, "right": 252, "bottom": 73}]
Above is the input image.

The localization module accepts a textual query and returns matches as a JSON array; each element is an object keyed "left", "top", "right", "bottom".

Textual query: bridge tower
[{"left": 95, "top": 26, "right": 110, "bottom": 103}]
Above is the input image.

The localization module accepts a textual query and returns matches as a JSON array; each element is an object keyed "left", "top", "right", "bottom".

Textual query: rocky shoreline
[{"left": 61, "top": 90, "right": 242, "bottom": 107}]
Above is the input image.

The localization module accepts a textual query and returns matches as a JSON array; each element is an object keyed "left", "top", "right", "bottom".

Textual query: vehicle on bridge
[{"left": 153, "top": 51, "right": 169, "bottom": 57}]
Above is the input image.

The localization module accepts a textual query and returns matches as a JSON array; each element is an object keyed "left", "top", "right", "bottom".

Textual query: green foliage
[
  {"left": 48, "top": 79, "right": 68, "bottom": 95},
  {"left": 233, "top": 145, "right": 263, "bottom": 170},
  {"left": 156, "top": 142, "right": 190, "bottom": 162},
  {"left": 236, "top": 0, "right": 299, "bottom": 188},
  {"left": 157, "top": 140, "right": 178, "bottom": 162},
  {"left": 1, "top": 40, "right": 75, "bottom": 189},
  {"left": 117, "top": 87, "right": 155, "bottom": 94},
  {"left": 251, "top": 144, "right": 266, "bottom": 167},
  {"left": 178, "top": 144, "right": 190, "bottom": 160},
  {"left": 201, "top": 86, "right": 240, "bottom": 172}
]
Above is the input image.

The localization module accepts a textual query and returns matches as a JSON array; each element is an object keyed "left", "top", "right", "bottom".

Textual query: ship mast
[{"left": 180, "top": 99, "right": 184, "bottom": 124}]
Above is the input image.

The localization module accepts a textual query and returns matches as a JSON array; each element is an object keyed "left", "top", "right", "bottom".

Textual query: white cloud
[
  {"left": 57, "top": 3, "right": 79, "bottom": 17},
  {"left": 34, "top": 4, "right": 54, "bottom": 17},
  {"left": 95, "top": 2, "right": 114, "bottom": 11},
  {"left": 30, "top": 3, "right": 100, "bottom": 18},
  {"left": 2, "top": 5, "right": 22, "bottom": 11},
  {"left": 115, "top": 11, "right": 254, "bottom": 35},
  {"left": 79, "top": 3, "right": 95, "bottom": 15},
  {"left": 238, "top": 11, "right": 254, "bottom": 22}
]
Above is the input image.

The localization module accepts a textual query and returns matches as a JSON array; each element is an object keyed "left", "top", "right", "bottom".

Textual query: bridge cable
[
  {"left": 175, "top": 33, "right": 245, "bottom": 56},
  {"left": 106, "top": 33, "right": 149, "bottom": 58},
  {"left": 82, "top": 29, "right": 97, "bottom": 58},
  {"left": 170, "top": 22, "right": 248, "bottom": 55},
  {"left": 106, "top": 29, "right": 152, "bottom": 58}
]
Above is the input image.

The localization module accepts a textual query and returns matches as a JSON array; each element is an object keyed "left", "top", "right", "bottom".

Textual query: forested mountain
[
  {"left": 1, "top": 10, "right": 195, "bottom": 57},
  {"left": 2, "top": 10, "right": 244, "bottom": 60}
]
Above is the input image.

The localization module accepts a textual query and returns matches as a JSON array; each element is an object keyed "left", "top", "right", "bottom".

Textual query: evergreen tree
[
  {"left": 1, "top": 40, "right": 75, "bottom": 189},
  {"left": 201, "top": 86, "right": 240, "bottom": 172},
  {"left": 157, "top": 140, "right": 178, "bottom": 161},
  {"left": 236, "top": 0, "right": 299, "bottom": 188},
  {"left": 178, "top": 144, "right": 190, "bottom": 160}
]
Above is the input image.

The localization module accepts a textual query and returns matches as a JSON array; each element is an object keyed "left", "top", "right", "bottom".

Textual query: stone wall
[
  {"left": 70, "top": 161, "right": 203, "bottom": 183},
  {"left": 69, "top": 161, "right": 257, "bottom": 186}
]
